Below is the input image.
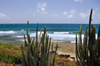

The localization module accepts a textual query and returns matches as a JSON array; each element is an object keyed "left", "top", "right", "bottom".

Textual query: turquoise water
[{"left": 0, "top": 24, "right": 99, "bottom": 45}]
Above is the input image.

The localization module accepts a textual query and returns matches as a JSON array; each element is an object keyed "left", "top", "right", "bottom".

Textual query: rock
[
  {"left": 49, "top": 51, "right": 58, "bottom": 55},
  {"left": 59, "top": 54, "right": 65, "bottom": 57},
  {"left": 64, "top": 54, "right": 70, "bottom": 58},
  {"left": 69, "top": 57, "right": 75, "bottom": 59},
  {"left": 59, "top": 54, "right": 70, "bottom": 58}
]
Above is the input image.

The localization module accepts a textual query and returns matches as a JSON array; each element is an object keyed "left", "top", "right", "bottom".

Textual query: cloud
[
  {"left": 68, "top": 14, "right": 73, "bottom": 19},
  {"left": 96, "top": 8, "right": 100, "bottom": 10},
  {"left": 33, "top": 13, "right": 35, "bottom": 15},
  {"left": 41, "top": 8, "right": 48, "bottom": 14},
  {"left": 70, "top": 10, "right": 76, "bottom": 14},
  {"left": 74, "top": 0, "right": 83, "bottom": 2},
  {"left": 37, "top": 2, "right": 47, "bottom": 8},
  {"left": 80, "top": 9, "right": 95, "bottom": 19},
  {"left": 62, "top": 10, "right": 74, "bottom": 19},
  {"left": 37, "top": 2, "right": 48, "bottom": 14},
  {"left": 0, "top": 13, "right": 7, "bottom": 18},
  {"left": 80, "top": 13, "right": 87, "bottom": 18},
  {"left": 50, "top": 15, "right": 53, "bottom": 17},
  {"left": 50, "top": 14, "right": 59, "bottom": 17},
  {"left": 63, "top": 11, "right": 68, "bottom": 15}
]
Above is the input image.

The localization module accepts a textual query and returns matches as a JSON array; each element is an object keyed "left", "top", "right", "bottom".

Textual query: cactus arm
[
  {"left": 88, "top": 8, "right": 93, "bottom": 50},
  {"left": 52, "top": 43, "right": 58, "bottom": 66},
  {"left": 26, "top": 21, "right": 29, "bottom": 43},
  {"left": 47, "top": 37, "right": 51, "bottom": 66},
  {"left": 98, "top": 37, "right": 100, "bottom": 57},
  {"left": 22, "top": 51, "right": 27, "bottom": 66},
  {"left": 36, "top": 23, "right": 38, "bottom": 49},
  {"left": 75, "top": 32, "right": 78, "bottom": 60},
  {"left": 98, "top": 24, "right": 100, "bottom": 38}
]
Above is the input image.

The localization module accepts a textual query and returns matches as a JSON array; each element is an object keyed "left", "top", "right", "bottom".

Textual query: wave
[
  {"left": 21, "top": 29, "right": 24, "bottom": 31},
  {"left": 54, "top": 32, "right": 69, "bottom": 34},
  {"left": 16, "top": 36, "right": 24, "bottom": 38},
  {"left": 1, "top": 30, "right": 98, "bottom": 44},
  {"left": 0, "top": 31, "right": 16, "bottom": 34},
  {"left": 27, "top": 32, "right": 76, "bottom": 43},
  {"left": 0, "top": 31, "right": 17, "bottom": 36}
]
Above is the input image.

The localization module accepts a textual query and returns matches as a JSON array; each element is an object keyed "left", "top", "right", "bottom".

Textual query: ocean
[{"left": 0, "top": 24, "right": 99, "bottom": 46}]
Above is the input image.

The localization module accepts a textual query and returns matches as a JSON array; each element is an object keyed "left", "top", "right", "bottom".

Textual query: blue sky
[{"left": 0, "top": 0, "right": 100, "bottom": 24}]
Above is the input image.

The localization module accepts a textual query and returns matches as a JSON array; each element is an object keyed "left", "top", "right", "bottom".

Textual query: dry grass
[
  {"left": 0, "top": 62, "right": 22, "bottom": 66},
  {"left": 0, "top": 42, "right": 21, "bottom": 55},
  {"left": 55, "top": 56, "right": 77, "bottom": 66}
]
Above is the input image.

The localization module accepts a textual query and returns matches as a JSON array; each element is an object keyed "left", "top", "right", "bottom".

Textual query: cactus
[
  {"left": 21, "top": 21, "right": 58, "bottom": 66},
  {"left": 75, "top": 8, "right": 100, "bottom": 66}
]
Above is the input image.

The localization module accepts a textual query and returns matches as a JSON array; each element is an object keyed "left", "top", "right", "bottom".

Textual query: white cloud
[
  {"left": 74, "top": 0, "right": 83, "bottom": 2},
  {"left": 79, "top": 9, "right": 95, "bottom": 19},
  {"left": 63, "top": 11, "right": 68, "bottom": 15},
  {"left": 37, "top": 2, "right": 48, "bottom": 14},
  {"left": 41, "top": 8, "right": 45, "bottom": 11},
  {"left": 37, "top": 2, "right": 47, "bottom": 8},
  {"left": 62, "top": 11, "right": 74, "bottom": 19},
  {"left": 70, "top": 10, "right": 76, "bottom": 14},
  {"left": 80, "top": 13, "right": 87, "bottom": 18},
  {"left": 50, "top": 15, "right": 53, "bottom": 17},
  {"left": 51, "top": 14, "right": 59, "bottom": 17},
  {"left": 0, "top": 13, "right": 11, "bottom": 20},
  {"left": 0, "top": 13, "right": 7, "bottom": 18},
  {"left": 41, "top": 8, "right": 48, "bottom": 14},
  {"left": 68, "top": 14, "right": 73, "bottom": 19},
  {"left": 96, "top": 8, "right": 100, "bottom": 10}
]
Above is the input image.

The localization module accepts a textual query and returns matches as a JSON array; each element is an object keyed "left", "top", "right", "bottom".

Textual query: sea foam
[
  {"left": 0, "top": 31, "right": 16, "bottom": 36},
  {"left": 0, "top": 31, "right": 16, "bottom": 34}
]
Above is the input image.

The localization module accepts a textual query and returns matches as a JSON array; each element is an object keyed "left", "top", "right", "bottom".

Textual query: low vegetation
[
  {"left": 0, "top": 42, "right": 22, "bottom": 63},
  {"left": 0, "top": 42, "right": 77, "bottom": 66}
]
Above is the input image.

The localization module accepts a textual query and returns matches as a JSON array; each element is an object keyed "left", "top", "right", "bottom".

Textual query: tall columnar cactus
[
  {"left": 75, "top": 8, "right": 100, "bottom": 66},
  {"left": 21, "top": 21, "right": 58, "bottom": 66}
]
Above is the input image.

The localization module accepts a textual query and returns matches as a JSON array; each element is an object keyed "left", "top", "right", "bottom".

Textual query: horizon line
[{"left": 0, "top": 23, "right": 99, "bottom": 25}]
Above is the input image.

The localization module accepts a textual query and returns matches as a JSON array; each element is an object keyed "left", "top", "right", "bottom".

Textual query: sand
[
  {"left": 52, "top": 42, "right": 75, "bottom": 57},
  {"left": 4, "top": 41, "right": 76, "bottom": 57}
]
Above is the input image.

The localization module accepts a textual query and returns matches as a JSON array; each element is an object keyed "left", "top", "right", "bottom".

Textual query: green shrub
[{"left": 0, "top": 52, "right": 22, "bottom": 63}]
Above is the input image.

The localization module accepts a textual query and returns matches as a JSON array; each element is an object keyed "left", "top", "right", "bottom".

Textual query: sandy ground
[
  {"left": 4, "top": 41, "right": 76, "bottom": 57},
  {"left": 52, "top": 42, "right": 75, "bottom": 57},
  {"left": 18, "top": 41, "right": 76, "bottom": 57}
]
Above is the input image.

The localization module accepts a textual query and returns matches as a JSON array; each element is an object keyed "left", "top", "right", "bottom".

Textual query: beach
[
  {"left": 12, "top": 41, "right": 76, "bottom": 57},
  {"left": 0, "top": 40, "right": 75, "bottom": 57},
  {"left": 54, "top": 42, "right": 75, "bottom": 56}
]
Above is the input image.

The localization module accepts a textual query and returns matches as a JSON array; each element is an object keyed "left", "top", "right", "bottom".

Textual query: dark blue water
[{"left": 0, "top": 24, "right": 99, "bottom": 45}]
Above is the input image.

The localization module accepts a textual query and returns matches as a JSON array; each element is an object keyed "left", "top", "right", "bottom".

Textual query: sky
[{"left": 0, "top": 0, "right": 100, "bottom": 24}]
